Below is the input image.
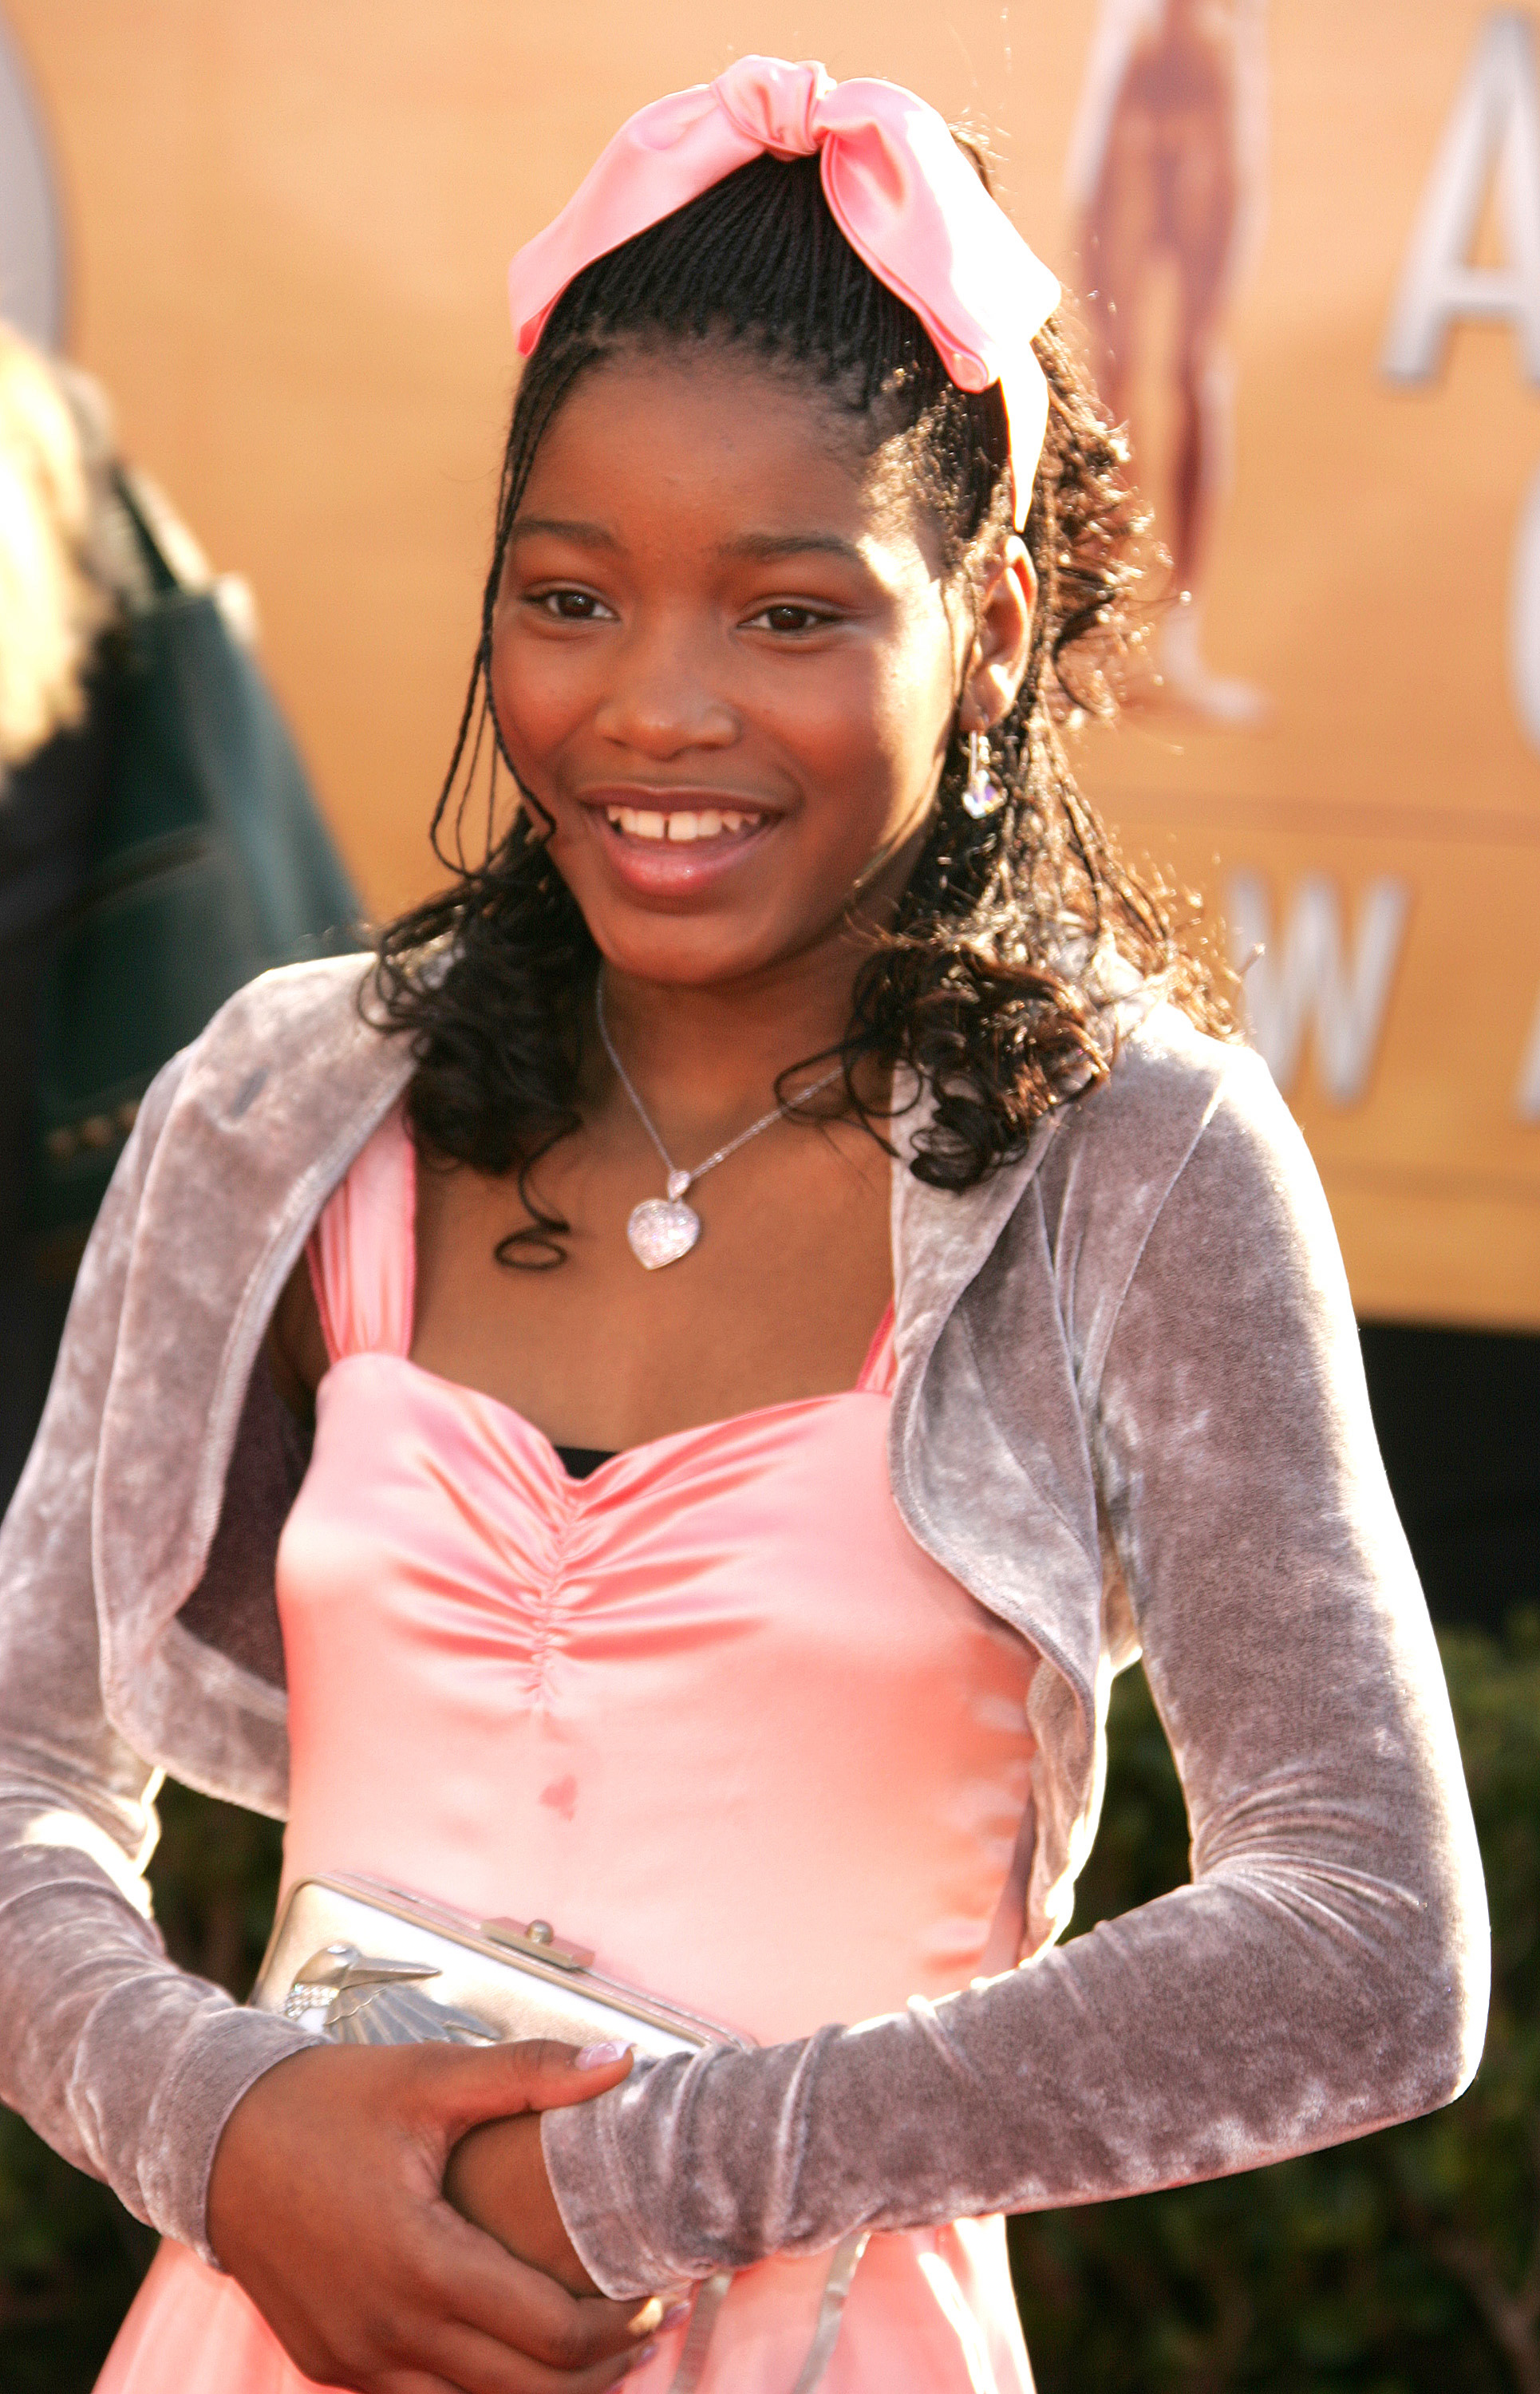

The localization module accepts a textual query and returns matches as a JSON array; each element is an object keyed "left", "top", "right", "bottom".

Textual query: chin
[{"left": 586, "top": 911, "right": 794, "bottom": 990}]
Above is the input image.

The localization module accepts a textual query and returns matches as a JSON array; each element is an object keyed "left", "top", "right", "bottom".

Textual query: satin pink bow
[{"left": 507, "top": 57, "right": 1060, "bottom": 526}]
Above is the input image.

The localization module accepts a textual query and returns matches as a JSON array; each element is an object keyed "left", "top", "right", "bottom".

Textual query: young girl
[{"left": 0, "top": 57, "right": 1486, "bottom": 2394}]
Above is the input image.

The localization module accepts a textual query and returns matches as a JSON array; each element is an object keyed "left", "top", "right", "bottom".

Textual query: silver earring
[{"left": 962, "top": 729, "right": 1004, "bottom": 820}]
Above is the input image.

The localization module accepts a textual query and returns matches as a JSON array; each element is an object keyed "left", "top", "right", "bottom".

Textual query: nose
[{"left": 591, "top": 611, "right": 738, "bottom": 760}]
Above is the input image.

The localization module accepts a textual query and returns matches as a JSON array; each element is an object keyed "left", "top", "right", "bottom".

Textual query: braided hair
[{"left": 371, "top": 148, "right": 1232, "bottom": 1250}]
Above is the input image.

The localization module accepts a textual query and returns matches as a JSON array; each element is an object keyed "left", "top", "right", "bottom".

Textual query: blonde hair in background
[{"left": 0, "top": 321, "right": 109, "bottom": 769}]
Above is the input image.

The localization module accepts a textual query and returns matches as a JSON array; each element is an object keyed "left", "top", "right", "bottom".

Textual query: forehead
[{"left": 516, "top": 342, "right": 934, "bottom": 558}]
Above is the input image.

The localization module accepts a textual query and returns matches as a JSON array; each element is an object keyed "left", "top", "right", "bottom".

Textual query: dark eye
[
  {"left": 535, "top": 589, "right": 609, "bottom": 622},
  {"left": 753, "top": 603, "right": 829, "bottom": 634}
]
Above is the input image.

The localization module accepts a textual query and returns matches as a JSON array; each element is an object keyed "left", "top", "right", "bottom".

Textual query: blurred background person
[
  {"left": 0, "top": 315, "right": 357, "bottom": 1515},
  {"left": 0, "top": 324, "right": 140, "bottom": 1507}
]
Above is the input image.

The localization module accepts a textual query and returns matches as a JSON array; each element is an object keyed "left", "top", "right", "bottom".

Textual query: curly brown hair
[{"left": 371, "top": 148, "right": 1232, "bottom": 1258}]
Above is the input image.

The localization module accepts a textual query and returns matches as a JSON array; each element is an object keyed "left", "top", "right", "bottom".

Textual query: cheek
[
  {"left": 488, "top": 620, "right": 586, "bottom": 778},
  {"left": 821, "top": 629, "right": 955, "bottom": 831},
  {"left": 788, "top": 634, "right": 950, "bottom": 810}
]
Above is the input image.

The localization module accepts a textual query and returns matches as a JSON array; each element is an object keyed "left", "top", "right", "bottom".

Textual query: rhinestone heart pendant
[{"left": 626, "top": 1197, "right": 701, "bottom": 1270}]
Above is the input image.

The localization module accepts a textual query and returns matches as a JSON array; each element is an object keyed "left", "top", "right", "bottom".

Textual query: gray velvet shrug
[{"left": 0, "top": 958, "right": 1488, "bottom": 2297}]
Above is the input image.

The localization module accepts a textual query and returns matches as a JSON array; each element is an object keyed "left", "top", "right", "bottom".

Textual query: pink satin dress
[{"left": 98, "top": 1108, "right": 1040, "bottom": 2394}]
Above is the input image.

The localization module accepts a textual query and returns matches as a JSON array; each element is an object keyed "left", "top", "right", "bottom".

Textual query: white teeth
[{"left": 603, "top": 804, "right": 762, "bottom": 841}]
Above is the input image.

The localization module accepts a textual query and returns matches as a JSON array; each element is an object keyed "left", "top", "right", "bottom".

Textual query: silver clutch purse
[
  {"left": 250, "top": 1872, "right": 751, "bottom": 2059},
  {"left": 249, "top": 1872, "right": 864, "bottom": 2394}
]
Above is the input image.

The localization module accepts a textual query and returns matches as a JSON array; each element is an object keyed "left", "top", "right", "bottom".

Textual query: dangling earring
[{"left": 962, "top": 729, "right": 1004, "bottom": 820}]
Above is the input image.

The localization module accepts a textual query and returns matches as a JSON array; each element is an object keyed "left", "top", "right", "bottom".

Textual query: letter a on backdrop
[{"left": 1383, "top": 8, "right": 1540, "bottom": 384}]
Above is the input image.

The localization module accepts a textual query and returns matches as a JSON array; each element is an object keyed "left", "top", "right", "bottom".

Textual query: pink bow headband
[{"left": 507, "top": 57, "right": 1061, "bottom": 528}]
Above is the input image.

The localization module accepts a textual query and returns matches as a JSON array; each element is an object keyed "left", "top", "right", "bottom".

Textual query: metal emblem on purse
[{"left": 251, "top": 1875, "right": 867, "bottom": 2393}]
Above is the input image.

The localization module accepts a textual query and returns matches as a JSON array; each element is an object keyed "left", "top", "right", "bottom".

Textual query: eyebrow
[
  {"left": 507, "top": 516, "right": 619, "bottom": 548},
  {"left": 507, "top": 519, "right": 871, "bottom": 570},
  {"left": 728, "top": 531, "right": 868, "bottom": 567},
  {"left": 510, "top": 519, "right": 862, "bottom": 565}
]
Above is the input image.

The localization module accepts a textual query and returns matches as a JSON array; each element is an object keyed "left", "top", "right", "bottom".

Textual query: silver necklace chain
[{"left": 595, "top": 975, "right": 844, "bottom": 1203}]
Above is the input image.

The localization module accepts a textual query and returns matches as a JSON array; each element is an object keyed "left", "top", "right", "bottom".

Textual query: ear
[{"left": 958, "top": 536, "right": 1037, "bottom": 735}]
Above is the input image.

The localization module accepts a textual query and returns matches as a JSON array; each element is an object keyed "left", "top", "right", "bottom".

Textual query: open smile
[
  {"left": 602, "top": 802, "right": 764, "bottom": 844},
  {"left": 578, "top": 789, "right": 780, "bottom": 897}
]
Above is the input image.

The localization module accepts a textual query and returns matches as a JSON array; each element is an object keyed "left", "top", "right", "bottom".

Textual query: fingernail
[
  {"left": 575, "top": 2038, "right": 630, "bottom": 2068},
  {"left": 631, "top": 2293, "right": 689, "bottom": 2337},
  {"left": 629, "top": 2341, "right": 659, "bottom": 2371}
]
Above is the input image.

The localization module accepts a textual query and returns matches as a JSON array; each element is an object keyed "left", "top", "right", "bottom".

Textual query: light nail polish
[{"left": 575, "top": 2038, "right": 630, "bottom": 2068}]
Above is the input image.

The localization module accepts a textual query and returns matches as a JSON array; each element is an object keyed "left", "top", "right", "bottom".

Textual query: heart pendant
[{"left": 626, "top": 1197, "right": 701, "bottom": 1270}]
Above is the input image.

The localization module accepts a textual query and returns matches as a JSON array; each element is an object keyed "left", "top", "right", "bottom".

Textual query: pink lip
[{"left": 578, "top": 790, "right": 779, "bottom": 901}]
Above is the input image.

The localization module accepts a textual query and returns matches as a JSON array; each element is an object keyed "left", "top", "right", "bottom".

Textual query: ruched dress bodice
[{"left": 99, "top": 1109, "right": 1040, "bottom": 2394}]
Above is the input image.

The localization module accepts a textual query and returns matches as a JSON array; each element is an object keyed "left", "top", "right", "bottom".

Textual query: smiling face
[{"left": 488, "top": 342, "right": 1029, "bottom": 995}]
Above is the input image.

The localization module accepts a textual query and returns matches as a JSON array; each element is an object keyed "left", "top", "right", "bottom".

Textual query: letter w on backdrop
[{"left": 1228, "top": 875, "right": 1411, "bottom": 1105}]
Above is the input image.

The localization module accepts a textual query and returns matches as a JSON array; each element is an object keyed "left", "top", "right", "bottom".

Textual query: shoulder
[
  {"left": 1014, "top": 1003, "right": 1317, "bottom": 1383},
  {"left": 140, "top": 952, "right": 397, "bottom": 1136},
  {"left": 124, "top": 953, "right": 411, "bottom": 1251},
  {"left": 1092, "top": 1001, "right": 1323, "bottom": 1227},
  {"left": 896, "top": 1002, "right": 1275, "bottom": 1346},
  {"left": 186, "top": 951, "right": 383, "bottom": 1079},
  {"left": 1036, "top": 999, "right": 1277, "bottom": 1227},
  {"left": 1090, "top": 998, "right": 1265, "bottom": 1138},
  {"left": 1037, "top": 1001, "right": 1348, "bottom": 1401}
]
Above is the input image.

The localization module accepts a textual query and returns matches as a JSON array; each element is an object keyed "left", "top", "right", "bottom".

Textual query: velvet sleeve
[
  {"left": 540, "top": 1058, "right": 1490, "bottom": 2297},
  {"left": 0, "top": 1057, "right": 312, "bottom": 2259}
]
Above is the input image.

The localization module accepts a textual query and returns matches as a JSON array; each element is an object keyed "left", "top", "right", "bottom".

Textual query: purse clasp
[{"left": 481, "top": 1915, "right": 595, "bottom": 1972}]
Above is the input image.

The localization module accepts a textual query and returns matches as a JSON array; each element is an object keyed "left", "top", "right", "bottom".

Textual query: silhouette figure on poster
[{"left": 1068, "top": 0, "right": 1268, "bottom": 724}]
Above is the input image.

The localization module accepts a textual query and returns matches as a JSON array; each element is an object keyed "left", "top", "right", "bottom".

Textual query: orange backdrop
[{"left": 5, "top": 0, "right": 1538, "bottom": 1326}]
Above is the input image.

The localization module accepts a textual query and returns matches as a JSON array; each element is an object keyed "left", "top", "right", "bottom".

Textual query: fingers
[
  {"left": 418, "top": 2317, "right": 659, "bottom": 2393},
  {"left": 419, "top": 2204, "right": 652, "bottom": 2369},
  {"left": 207, "top": 2039, "right": 658, "bottom": 2393},
  {"left": 277, "top": 2226, "right": 661, "bottom": 2393},
  {"left": 407, "top": 2038, "right": 637, "bottom": 2143},
  {"left": 385, "top": 2360, "right": 650, "bottom": 2394}
]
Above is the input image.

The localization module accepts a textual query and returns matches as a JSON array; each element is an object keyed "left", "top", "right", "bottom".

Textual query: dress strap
[
  {"left": 856, "top": 1299, "right": 897, "bottom": 1395},
  {"left": 306, "top": 1106, "right": 416, "bottom": 1363}
]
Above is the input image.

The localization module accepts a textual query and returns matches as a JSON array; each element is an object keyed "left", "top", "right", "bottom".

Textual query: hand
[
  {"left": 208, "top": 2036, "right": 662, "bottom": 2392},
  {"left": 445, "top": 2109, "right": 600, "bottom": 2295}
]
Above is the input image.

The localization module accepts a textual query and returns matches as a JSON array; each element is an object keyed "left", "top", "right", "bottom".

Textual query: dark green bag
[{"left": 25, "top": 478, "right": 360, "bottom": 1244}]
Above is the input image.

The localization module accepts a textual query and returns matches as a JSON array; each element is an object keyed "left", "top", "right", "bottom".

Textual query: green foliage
[
  {"left": 1010, "top": 1616, "right": 1540, "bottom": 2394},
  {"left": 0, "top": 1628, "right": 1533, "bottom": 2392},
  {"left": 0, "top": 2107, "right": 152, "bottom": 2392},
  {"left": 146, "top": 1778, "right": 286, "bottom": 2003}
]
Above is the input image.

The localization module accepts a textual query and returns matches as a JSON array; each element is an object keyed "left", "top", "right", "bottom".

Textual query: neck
[
  {"left": 587, "top": 812, "right": 930, "bottom": 1141},
  {"left": 595, "top": 929, "right": 867, "bottom": 1144}
]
